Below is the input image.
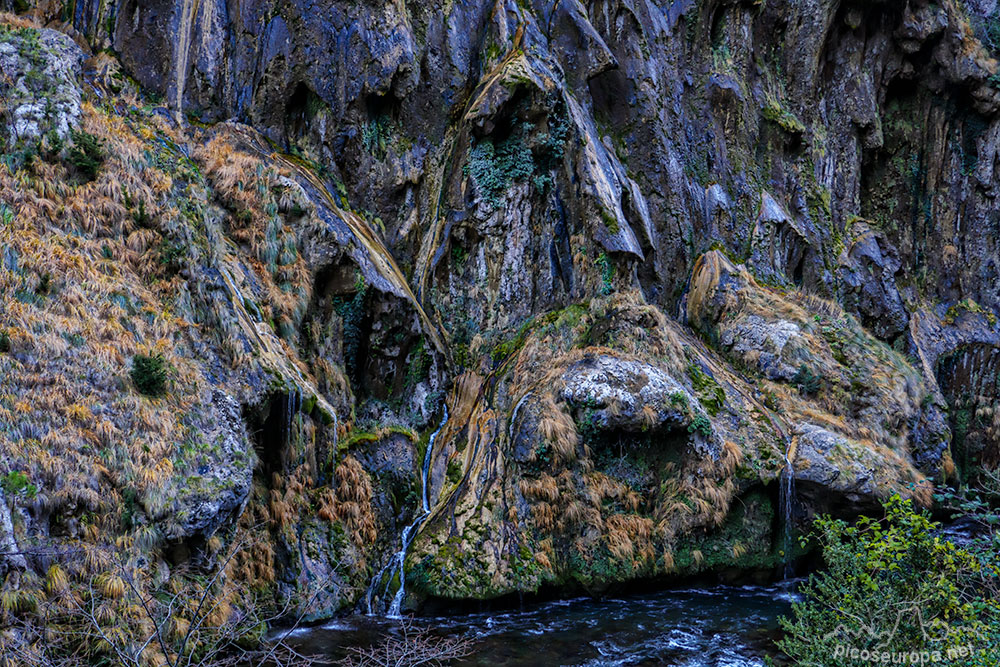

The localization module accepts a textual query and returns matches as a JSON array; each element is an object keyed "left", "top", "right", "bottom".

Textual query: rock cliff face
[{"left": 2, "top": 0, "right": 1000, "bottom": 621}]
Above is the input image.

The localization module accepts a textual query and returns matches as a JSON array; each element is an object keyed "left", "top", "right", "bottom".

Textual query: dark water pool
[{"left": 283, "top": 581, "right": 799, "bottom": 666}]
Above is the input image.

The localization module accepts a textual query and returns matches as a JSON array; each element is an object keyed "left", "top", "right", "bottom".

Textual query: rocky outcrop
[
  {"left": 2, "top": 0, "right": 1000, "bottom": 628},
  {"left": 688, "top": 251, "right": 950, "bottom": 483},
  {"left": 792, "top": 423, "right": 927, "bottom": 516},
  {"left": 557, "top": 355, "right": 709, "bottom": 438},
  {"left": 163, "top": 391, "right": 255, "bottom": 542},
  {"left": 0, "top": 22, "right": 84, "bottom": 155}
]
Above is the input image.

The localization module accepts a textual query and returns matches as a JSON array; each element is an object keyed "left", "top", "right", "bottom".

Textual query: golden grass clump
[
  {"left": 537, "top": 397, "right": 579, "bottom": 464},
  {"left": 605, "top": 514, "right": 655, "bottom": 564},
  {"left": 0, "top": 12, "right": 39, "bottom": 28},
  {"left": 333, "top": 456, "right": 378, "bottom": 548},
  {"left": 519, "top": 474, "right": 559, "bottom": 503}
]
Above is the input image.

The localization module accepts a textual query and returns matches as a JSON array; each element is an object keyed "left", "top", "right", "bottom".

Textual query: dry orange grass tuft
[
  {"left": 333, "top": 456, "right": 378, "bottom": 548},
  {"left": 520, "top": 474, "right": 560, "bottom": 503},
  {"left": 537, "top": 397, "right": 579, "bottom": 464}
]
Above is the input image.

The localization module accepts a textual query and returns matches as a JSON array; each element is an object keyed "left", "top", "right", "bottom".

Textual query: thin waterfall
[
  {"left": 508, "top": 391, "right": 533, "bottom": 443},
  {"left": 285, "top": 390, "right": 300, "bottom": 451},
  {"left": 366, "top": 407, "right": 449, "bottom": 617},
  {"left": 780, "top": 436, "right": 797, "bottom": 579}
]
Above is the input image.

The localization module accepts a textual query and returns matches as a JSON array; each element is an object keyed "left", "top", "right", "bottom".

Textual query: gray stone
[{"left": 0, "top": 26, "right": 84, "bottom": 149}]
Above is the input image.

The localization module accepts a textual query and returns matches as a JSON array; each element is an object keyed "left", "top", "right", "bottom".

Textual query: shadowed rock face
[
  {"left": 12, "top": 0, "right": 1000, "bottom": 327},
  {"left": 1, "top": 0, "right": 1000, "bottom": 619}
]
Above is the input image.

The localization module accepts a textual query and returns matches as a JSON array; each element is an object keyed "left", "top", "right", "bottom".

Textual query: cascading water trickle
[
  {"left": 285, "top": 390, "right": 300, "bottom": 449},
  {"left": 779, "top": 437, "right": 797, "bottom": 579},
  {"left": 366, "top": 407, "right": 449, "bottom": 617}
]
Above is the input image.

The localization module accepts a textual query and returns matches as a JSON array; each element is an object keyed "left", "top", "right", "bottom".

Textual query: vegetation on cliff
[{"left": 2, "top": 0, "right": 1000, "bottom": 663}]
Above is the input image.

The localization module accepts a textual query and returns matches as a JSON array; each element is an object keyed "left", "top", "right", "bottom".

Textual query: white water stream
[
  {"left": 366, "top": 407, "right": 449, "bottom": 617},
  {"left": 779, "top": 437, "right": 797, "bottom": 579}
]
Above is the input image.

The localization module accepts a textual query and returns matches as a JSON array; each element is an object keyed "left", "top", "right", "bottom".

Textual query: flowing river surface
[{"left": 284, "top": 580, "right": 799, "bottom": 666}]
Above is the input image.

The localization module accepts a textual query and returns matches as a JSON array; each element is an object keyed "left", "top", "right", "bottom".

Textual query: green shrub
[
  {"left": 67, "top": 129, "right": 105, "bottom": 180},
  {"left": 465, "top": 132, "right": 534, "bottom": 207},
  {"left": 595, "top": 252, "right": 615, "bottom": 295},
  {"left": 687, "top": 413, "right": 712, "bottom": 437},
  {"left": 362, "top": 114, "right": 391, "bottom": 158},
  {"left": 333, "top": 273, "right": 367, "bottom": 386},
  {"left": 446, "top": 458, "right": 463, "bottom": 485},
  {"left": 778, "top": 496, "right": 1000, "bottom": 666},
  {"left": 2, "top": 471, "right": 37, "bottom": 499},
  {"left": 792, "top": 363, "right": 821, "bottom": 396},
  {"left": 0, "top": 330, "right": 9, "bottom": 353},
  {"left": 463, "top": 106, "right": 569, "bottom": 208},
  {"left": 131, "top": 353, "right": 168, "bottom": 397}
]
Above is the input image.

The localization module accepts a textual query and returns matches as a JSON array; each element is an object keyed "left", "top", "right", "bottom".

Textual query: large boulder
[{"left": 792, "top": 423, "right": 931, "bottom": 516}]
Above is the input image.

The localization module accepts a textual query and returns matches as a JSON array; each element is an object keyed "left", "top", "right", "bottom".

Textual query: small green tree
[
  {"left": 792, "top": 364, "right": 821, "bottom": 396},
  {"left": 67, "top": 129, "right": 105, "bottom": 181},
  {"left": 130, "top": 353, "right": 168, "bottom": 397},
  {"left": 778, "top": 496, "right": 1000, "bottom": 666}
]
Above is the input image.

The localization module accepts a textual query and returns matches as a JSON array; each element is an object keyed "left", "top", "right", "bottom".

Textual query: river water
[{"left": 285, "top": 580, "right": 799, "bottom": 666}]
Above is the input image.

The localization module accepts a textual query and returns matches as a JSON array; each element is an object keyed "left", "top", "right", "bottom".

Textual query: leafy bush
[
  {"left": 1, "top": 471, "right": 37, "bottom": 499},
  {"left": 687, "top": 414, "right": 712, "bottom": 437},
  {"left": 465, "top": 131, "right": 534, "bottom": 207},
  {"left": 131, "top": 353, "right": 168, "bottom": 397},
  {"left": 778, "top": 496, "right": 1000, "bottom": 666},
  {"left": 792, "top": 363, "right": 821, "bottom": 396},
  {"left": 0, "top": 330, "right": 9, "bottom": 353},
  {"left": 464, "top": 106, "right": 569, "bottom": 208},
  {"left": 446, "top": 457, "right": 463, "bottom": 485},
  {"left": 67, "top": 129, "right": 105, "bottom": 180}
]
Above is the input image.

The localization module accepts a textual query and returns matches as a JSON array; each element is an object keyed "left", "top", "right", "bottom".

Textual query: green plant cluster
[
  {"left": 779, "top": 496, "right": 1000, "bottom": 666},
  {"left": 761, "top": 101, "right": 805, "bottom": 135},
  {"left": 687, "top": 414, "right": 712, "bottom": 438},
  {"left": 464, "top": 107, "right": 569, "bottom": 208},
  {"left": 446, "top": 458, "right": 463, "bottom": 485},
  {"left": 1, "top": 470, "right": 37, "bottom": 499},
  {"left": 465, "top": 130, "right": 534, "bottom": 207},
  {"left": 130, "top": 353, "right": 168, "bottom": 397},
  {"left": 792, "top": 363, "right": 822, "bottom": 396},
  {"left": 944, "top": 298, "right": 998, "bottom": 326},
  {"left": 686, "top": 362, "right": 725, "bottom": 415},
  {"left": 67, "top": 129, "right": 105, "bottom": 181},
  {"left": 595, "top": 252, "right": 614, "bottom": 295},
  {"left": 362, "top": 113, "right": 392, "bottom": 159},
  {"left": 333, "top": 273, "right": 368, "bottom": 386}
]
